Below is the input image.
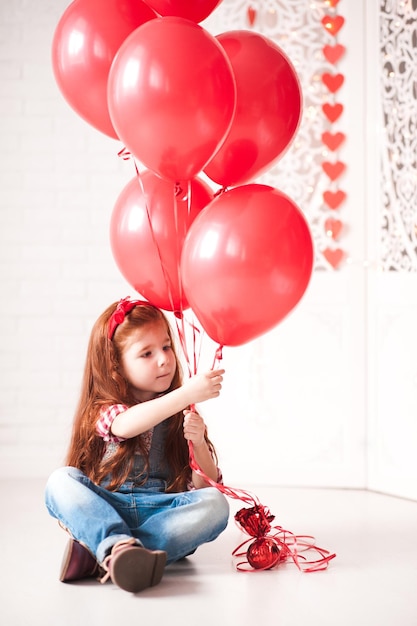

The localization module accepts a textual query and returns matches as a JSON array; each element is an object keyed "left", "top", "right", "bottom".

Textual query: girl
[{"left": 45, "top": 297, "right": 229, "bottom": 593}]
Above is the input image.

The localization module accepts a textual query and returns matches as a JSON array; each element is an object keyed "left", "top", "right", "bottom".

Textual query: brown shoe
[
  {"left": 101, "top": 539, "right": 167, "bottom": 593},
  {"left": 60, "top": 538, "right": 101, "bottom": 582}
]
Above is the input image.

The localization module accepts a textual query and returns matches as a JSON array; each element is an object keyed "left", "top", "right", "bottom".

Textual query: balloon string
[
  {"left": 118, "top": 149, "right": 206, "bottom": 380},
  {"left": 117, "top": 152, "right": 336, "bottom": 574},
  {"left": 188, "top": 337, "right": 253, "bottom": 508},
  {"left": 189, "top": 308, "right": 205, "bottom": 375},
  {"left": 188, "top": 440, "right": 260, "bottom": 507},
  {"left": 117, "top": 147, "right": 180, "bottom": 318},
  {"left": 174, "top": 311, "right": 202, "bottom": 379},
  {"left": 173, "top": 182, "right": 185, "bottom": 319},
  {"left": 212, "top": 344, "right": 223, "bottom": 369},
  {"left": 117, "top": 147, "right": 131, "bottom": 161},
  {"left": 173, "top": 311, "right": 189, "bottom": 377},
  {"left": 213, "top": 185, "right": 228, "bottom": 197}
]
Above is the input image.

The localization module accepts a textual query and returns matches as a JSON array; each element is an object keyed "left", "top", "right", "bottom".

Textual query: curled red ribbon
[
  {"left": 188, "top": 441, "right": 336, "bottom": 572},
  {"left": 232, "top": 504, "right": 336, "bottom": 572}
]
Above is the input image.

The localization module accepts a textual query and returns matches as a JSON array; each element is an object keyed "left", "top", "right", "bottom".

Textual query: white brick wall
[{"left": 0, "top": 0, "right": 133, "bottom": 476}]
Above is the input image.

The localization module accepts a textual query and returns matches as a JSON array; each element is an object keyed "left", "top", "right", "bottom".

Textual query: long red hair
[{"left": 65, "top": 301, "right": 217, "bottom": 492}]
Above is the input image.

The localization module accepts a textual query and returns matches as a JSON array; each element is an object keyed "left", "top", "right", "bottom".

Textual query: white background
[{"left": 0, "top": 0, "right": 416, "bottom": 500}]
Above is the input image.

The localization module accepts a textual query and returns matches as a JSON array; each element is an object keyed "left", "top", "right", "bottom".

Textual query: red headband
[{"left": 108, "top": 297, "right": 153, "bottom": 340}]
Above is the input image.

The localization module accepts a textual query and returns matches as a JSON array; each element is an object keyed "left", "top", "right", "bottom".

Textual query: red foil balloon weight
[
  {"left": 247, "top": 538, "right": 281, "bottom": 570},
  {"left": 232, "top": 503, "right": 336, "bottom": 573},
  {"left": 235, "top": 505, "right": 283, "bottom": 570},
  {"left": 235, "top": 504, "right": 274, "bottom": 538}
]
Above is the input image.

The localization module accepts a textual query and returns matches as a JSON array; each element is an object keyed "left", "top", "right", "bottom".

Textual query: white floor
[{"left": 2, "top": 479, "right": 417, "bottom": 626}]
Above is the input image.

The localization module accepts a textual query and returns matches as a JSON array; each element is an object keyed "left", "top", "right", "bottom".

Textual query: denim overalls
[{"left": 45, "top": 419, "right": 229, "bottom": 564}]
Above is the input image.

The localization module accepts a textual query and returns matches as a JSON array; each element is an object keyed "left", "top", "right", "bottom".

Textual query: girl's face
[{"left": 120, "top": 321, "right": 176, "bottom": 402}]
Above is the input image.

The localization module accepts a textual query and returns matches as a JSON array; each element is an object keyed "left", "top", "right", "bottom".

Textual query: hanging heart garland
[
  {"left": 323, "top": 43, "right": 345, "bottom": 64},
  {"left": 322, "top": 160, "right": 346, "bottom": 181},
  {"left": 324, "top": 217, "right": 343, "bottom": 239},
  {"left": 323, "top": 247, "right": 345, "bottom": 269},
  {"left": 321, "top": 72, "right": 344, "bottom": 93},
  {"left": 321, "top": 14, "right": 345, "bottom": 36},
  {"left": 323, "top": 189, "right": 346, "bottom": 210},
  {"left": 247, "top": 4, "right": 257, "bottom": 26},
  {"left": 321, "top": 0, "right": 346, "bottom": 269},
  {"left": 322, "top": 102, "right": 344, "bottom": 123},
  {"left": 322, "top": 132, "right": 346, "bottom": 152}
]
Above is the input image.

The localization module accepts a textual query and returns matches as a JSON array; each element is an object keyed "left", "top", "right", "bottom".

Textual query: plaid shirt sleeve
[{"left": 96, "top": 404, "right": 129, "bottom": 443}]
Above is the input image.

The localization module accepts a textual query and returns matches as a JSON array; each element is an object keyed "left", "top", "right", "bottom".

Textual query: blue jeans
[{"left": 45, "top": 467, "right": 230, "bottom": 565}]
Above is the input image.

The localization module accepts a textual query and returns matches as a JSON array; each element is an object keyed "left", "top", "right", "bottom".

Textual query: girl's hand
[
  {"left": 182, "top": 369, "right": 225, "bottom": 405},
  {"left": 183, "top": 410, "right": 206, "bottom": 447}
]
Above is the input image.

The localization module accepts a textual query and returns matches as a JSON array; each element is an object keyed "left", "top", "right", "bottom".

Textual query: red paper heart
[
  {"left": 323, "top": 189, "right": 346, "bottom": 209},
  {"left": 323, "top": 44, "right": 346, "bottom": 64},
  {"left": 326, "top": 0, "right": 340, "bottom": 6},
  {"left": 247, "top": 5, "right": 257, "bottom": 26},
  {"left": 324, "top": 217, "right": 343, "bottom": 239},
  {"left": 322, "top": 73, "right": 344, "bottom": 93},
  {"left": 322, "top": 102, "right": 344, "bottom": 122},
  {"left": 323, "top": 43, "right": 346, "bottom": 64},
  {"left": 322, "top": 160, "right": 346, "bottom": 180},
  {"left": 323, "top": 247, "right": 344, "bottom": 269},
  {"left": 321, "top": 15, "right": 345, "bottom": 36},
  {"left": 322, "top": 131, "right": 346, "bottom": 151}
]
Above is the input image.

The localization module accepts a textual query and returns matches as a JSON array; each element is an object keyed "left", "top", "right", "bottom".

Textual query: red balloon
[
  {"left": 108, "top": 17, "right": 236, "bottom": 181},
  {"left": 110, "top": 171, "right": 213, "bottom": 311},
  {"left": 143, "top": 0, "right": 222, "bottom": 22},
  {"left": 181, "top": 184, "right": 313, "bottom": 346},
  {"left": 52, "top": 0, "right": 156, "bottom": 138},
  {"left": 204, "top": 31, "right": 302, "bottom": 187}
]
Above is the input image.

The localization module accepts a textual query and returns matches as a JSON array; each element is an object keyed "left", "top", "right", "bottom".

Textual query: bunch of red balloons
[{"left": 52, "top": 0, "right": 313, "bottom": 347}]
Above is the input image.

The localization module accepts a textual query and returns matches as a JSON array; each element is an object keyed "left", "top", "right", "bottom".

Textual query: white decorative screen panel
[{"left": 379, "top": 0, "right": 417, "bottom": 271}]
